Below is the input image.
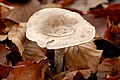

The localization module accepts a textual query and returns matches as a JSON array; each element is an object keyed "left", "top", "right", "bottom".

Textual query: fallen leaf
[
  {"left": 1, "top": 18, "right": 18, "bottom": 28},
  {"left": 0, "top": 0, "right": 5, "bottom": 2},
  {"left": 62, "top": 70, "right": 83, "bottom": 80},
  {"left": 62, "top": 70, "right": 91, "bottom": 80},
  {"left": 58, "top": 0, "right": 75, "bottom": 7},
  {"left": 104, "top": 18, "right": 120, "bottom": 46},
  {"left": 105, "top": 75, "right": 120, "bottom": 80},
  {"left": 7, "top": 21, "right": 47, "bottom": 62},
  {"left": 97, "top": 57, "right": 120, "bottom": 80},
  {"left": 0, "top": 35, "right": 7, "bottom": 41},
  {"left": 41, "top": 3, "right": 62, "bottom": 8},
  {"left": 54, "top": 40, "right": 102, "bottom": 80},
  {"left": 66, "top": 0, "right": 108, "bottom": 13},
  {"left": 7, "top": 59, "right": 50, "bottom": 80},
  {"left": 0, "top": 18, "right": 8, "bottom": 41},
  {"left": 1, "top": 0, "right": 41, "bottom": 22},
  {"left": 88, "top": 4, "right": 120, "bottom": 25},
  {"left": 0, "top": 44, "right": 11, "bottom": 65},
  {"left": 8, "top": 24, "right": 26, "bottom": 54},
  {"left": 64, "top": 41, "right": 102, "bottom": 73},
  {"left": 0, "top": 18, "right": 6, "bottom": 34},
  {"left": 73, "top": 71, "right": 85, "bottom": 80},
  {"left": 22, "top": 39, "right": 47, "bottom": 62},
  {"left": 0, "top": 64, "right": 12, "bottom": 79}
]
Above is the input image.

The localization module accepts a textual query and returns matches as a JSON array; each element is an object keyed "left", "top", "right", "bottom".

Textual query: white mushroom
[
  {"left": 26, "top": 8, "right": 95, "bottom": 49},
  {"left": 26, "top": 8, "right": 102, "bottom": 76}
]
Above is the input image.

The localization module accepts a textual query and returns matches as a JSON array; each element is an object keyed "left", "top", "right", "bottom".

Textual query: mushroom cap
[{"left": 26, "top": 8, "right": 95, "bottom": 49}]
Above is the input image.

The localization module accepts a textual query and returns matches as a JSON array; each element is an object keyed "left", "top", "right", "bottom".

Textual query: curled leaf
[
  {"left": 97, "top": 57, "right": 120, "bottom": 80},
  {"left": 64, "top": 41, "right": 102, "bottom": 72},
  {"left": 8, "top": 24, "right": 26, "bottom": 54},
  {"left": 23, "top": 39, "right": 47, "bottom": 62},
  {"left": 104, "top": 18, "right": 120, "bottom": 46},
  {"left": 7, "top": 60, "right": 50, "bottom": 80}
]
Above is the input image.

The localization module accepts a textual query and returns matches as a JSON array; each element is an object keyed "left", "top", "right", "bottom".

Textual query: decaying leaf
[
  {"left": 88, "top": 4, "right": 120, "bottom": 25},
  {"left": 105, "top": 75, "right": 120, "bottom": 80},
  {"left": 104, "top": 18, "right": 120, "bottom": 46},
  {"left": 54, "top": 40, "right": 102, "bottom": 80},
  {"left": 66, "top": 0, "right": 108, "bottom": 13},
  {"left": 0, "top": 44, "right": 11, "bottom": 65},
  {"left": 88, "top": 3, "right": 120, "bottom": 46},
  {"left": 0, "top": 64, "right": 12, "bottom": 79},
  {"left": 0, "top": 18, "right": 8, "bottom": 41},
  {"left": 0, "top": 18, "right": 19, "bottom": 41},
  {"left": 41, "top": 3, "right": 62, "bottom": 8},
  {"left": 62, "top": 69, "right": 93, "bottom": 80},
  {"left": 7, "top": 59, "right": 50, "bottom": 80},
  {"left": 64, "top": 41, "right": 102, "bottom": 72},
  {"left": 62, "top": 70, "right": 84, "bottom": 80},
  {"left": 97, "top": 57, "right": 120, "bottom": 80},
  {"left": 57, "top": 0, "right": 75, "bottom": 7},
  {"left": 22, "top": 39, "right": 47, "bottom": 62},
  {"left": 1, "top": 0, "right": 41, "bottom": 22},
  {"left": 1, "top": 18, "right": 18, "bottom": 29},
  {"left": 8, "top": 23, "right": 26, "bottom": 54}
]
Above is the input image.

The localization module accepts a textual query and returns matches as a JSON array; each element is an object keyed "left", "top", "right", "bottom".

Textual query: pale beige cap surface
[{"left": 26, "top": 8, "right": 95, "bottom": 49}]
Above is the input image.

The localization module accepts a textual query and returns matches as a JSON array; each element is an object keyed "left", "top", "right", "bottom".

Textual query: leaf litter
[{"left": 0, "top": 0, "right": 120, "bottom": 80}]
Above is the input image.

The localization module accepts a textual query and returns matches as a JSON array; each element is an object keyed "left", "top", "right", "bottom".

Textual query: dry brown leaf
[
  {"left": 41, "top": 3, "right": 62, "bottom": 8},
  {"left": 0, "top": 64, "right": 12, "bottom": 79},
  {"left": 22, "top": 39, "right": 47, "bottom": 62},
  {"left": 58, "top": 0, "right": 75, "bottom": 7},
  {"left": 66, "top": 0, "right": 108, "bottom": 13},
  {"left": 1, "top": 0, "right": 41, "bottom": 22},
  {"left": 62, "top": 70, "right": 85, "bottom": 80},
  {"left": 7, "top": 22, "right": 47, "bottom": 62},
  {"left": 0, "top": 18, "right": 8, "bottom": 41},
  {"left": 64, "top": 41, "right": 102, "bottom": 72},
  {"left": 97, "top": 57, "right": 120, "bottom": 80},
  {"left": 105, "top": 75, "right": 120, "bottom": 80},
  {"left": 53, "top": 72, "right": 67, "bottom": 80},
  {"left": 88, "top": 4, "right": 120, "bottom": 25},
  {"left": 0, "top": 0, "right": 5, "bottom": 2},
  {"left": 7, "top": 59, "right": 50, "bottom": 80},
  {"left": 0, "top": 18, "right": 19, "bottom": 41},
  {"left": 54, "top": 41, "right": 102, "bottom": 79},
  {"left": 0, "top": 44, "right": 11, "bottom": 65},
  {"left": 62, "top": 71, "right": 80, "bottom": 80},
  {"left": 104, "top": 18, "right": 120, "bottom": 46},
  {"left": 7, "top": 24, "right": 26, "bottom": 54}
]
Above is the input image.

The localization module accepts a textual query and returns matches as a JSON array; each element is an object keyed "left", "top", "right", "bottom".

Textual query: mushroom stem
[{"left": 54, "top": 48, "right": 65, "bottom": 73}]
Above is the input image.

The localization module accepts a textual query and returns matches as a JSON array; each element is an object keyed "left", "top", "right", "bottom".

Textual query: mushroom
[
  {"left": 26, "top": 8, "right": 95, "bottom": 49},
  {"left": 26, "top": 8, "right": 101, "bottom": 76}
]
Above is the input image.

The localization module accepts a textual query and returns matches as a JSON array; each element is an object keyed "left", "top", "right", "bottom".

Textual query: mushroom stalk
[{"left": 54, "top": 48, "right": 65, "bottom": 73}]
